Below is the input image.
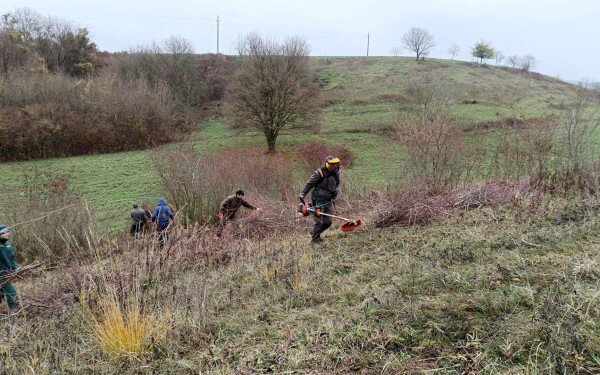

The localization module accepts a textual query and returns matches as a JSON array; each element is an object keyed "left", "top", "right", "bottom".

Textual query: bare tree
[
  {"left": 494, "top": 51, "right": 505, "bottom": 66},
  {"left": 448, "top": 44, "right": 460, "bottom": 60},
  {"left": 519, "top": 54, "right": 537, "bottom": 73},
  {"left": 226, "top": 33, "right": 321, "bottom": 152},
  {"left": 159, "top": 35, "right": 197, "bottom": 107},
  {"left": 390, "top": 46, "right": 402, "bottom": 57},
  {"left": 507, "top": 54, "right": 519, "bottom": 69},
  {"left": 401, "top": 27, "right": 436, "bottom": 61}
]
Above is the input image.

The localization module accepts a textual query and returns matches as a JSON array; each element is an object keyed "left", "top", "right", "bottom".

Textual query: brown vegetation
[
  {"left": 0, "top": 71, "right": 186, "bottom": 160},
  {"left": 297, "top": 141, "right": 354, "bottom": 172},
  {"left": 373, "top": 179, "right": 535, "bottom": 228},
  {"left": 153, "top": 147, "right": 294, "bottom": 226}
]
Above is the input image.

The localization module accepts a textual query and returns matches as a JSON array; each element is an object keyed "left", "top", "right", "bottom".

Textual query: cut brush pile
[{"left": 373, "top": 179, "right": 537, "bottom": 228}]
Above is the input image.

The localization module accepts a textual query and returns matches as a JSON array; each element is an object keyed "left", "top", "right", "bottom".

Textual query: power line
[{"left": 367, "top": 32, "right": 370, "bottom": 56}]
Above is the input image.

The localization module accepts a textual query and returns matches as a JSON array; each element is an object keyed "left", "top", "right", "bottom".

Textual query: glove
[{"left": 218, "top": 211, "right": 223, "bottom": 220}]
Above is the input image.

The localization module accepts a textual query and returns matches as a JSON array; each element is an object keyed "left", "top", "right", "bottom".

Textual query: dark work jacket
[
  {"left": 299, "top": 166, "right": 340, "bottom": 207},
  {"left": 0, "top": 239, "right": 17, "bottom": 276},
  {"left": 131, "top": 208, "right": 147, "bottom": 225},
  {"left": 219, "top": 196, "right": 256, "bottom": 219}
]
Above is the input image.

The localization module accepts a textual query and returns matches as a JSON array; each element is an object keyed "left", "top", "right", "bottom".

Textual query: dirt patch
[
  {"left": 463, "top": 117, "right": 526, "bottom": 132},
  {"left": 351, "top": 98, "right": 369, "bottom": 105},
  {"left": 377, "top": 93, "right": 409, "bottom": 103}
]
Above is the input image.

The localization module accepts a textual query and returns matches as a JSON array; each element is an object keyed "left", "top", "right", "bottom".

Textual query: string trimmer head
[{"left": 296, "top": 204, "right": 362, "bottom": 232}]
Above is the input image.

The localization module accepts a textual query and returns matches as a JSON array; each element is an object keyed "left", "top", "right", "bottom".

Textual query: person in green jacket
[{"left": 0, "top": 225, "right": 20, "bottom": 310}]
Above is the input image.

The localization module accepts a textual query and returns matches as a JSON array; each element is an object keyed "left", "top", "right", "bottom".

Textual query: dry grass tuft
[{"left": 83, "top": 290, "right": 170, "bottom": 359}]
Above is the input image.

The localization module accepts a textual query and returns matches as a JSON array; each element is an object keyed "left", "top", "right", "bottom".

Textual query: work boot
[{"left": 311, "top": 236, "right": 322, "bottom": 244}]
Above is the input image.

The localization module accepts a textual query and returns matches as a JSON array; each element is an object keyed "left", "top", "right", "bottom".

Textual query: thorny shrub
[
  {"left": 152, "top": 146, "right": 294, "bottom": 226},
  {"left": 373, "top": 180, "right": 534, "bottom": 228},
  {"left": 396, "top": 116, "right": 469, "bottom": 193}
]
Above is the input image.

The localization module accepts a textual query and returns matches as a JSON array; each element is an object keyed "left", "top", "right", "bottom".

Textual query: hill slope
[
  {"left": 4, "top": 196, "right": 600, "bottom": 373},
  {"left": 0, "top": 57, "right": 579, "bottom": 230}
]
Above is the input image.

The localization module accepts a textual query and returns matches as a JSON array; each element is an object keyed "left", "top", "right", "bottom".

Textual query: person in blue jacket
[
  {"left": 151, "top": 198, "right": 175, "bottom": 245},
  {"left": 0, "top": 225, "right": 19, "bottom": 310}
]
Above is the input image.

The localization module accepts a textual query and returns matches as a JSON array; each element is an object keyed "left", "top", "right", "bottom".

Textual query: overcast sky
[{"left": 2, "top": 0, "right": 599, "bottom": 81}]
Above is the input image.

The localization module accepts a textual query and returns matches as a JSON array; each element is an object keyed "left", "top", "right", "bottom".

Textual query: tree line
[
  {"left": 396, "top": 26, "right": 538, "bottom": 73},
  {"left": 0, "top": 8, "right": 232, "bottom": 161}
]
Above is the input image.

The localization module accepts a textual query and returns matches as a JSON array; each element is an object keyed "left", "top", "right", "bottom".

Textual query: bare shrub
[
  {"left": 373, "top": 189, "right": 450, "bottom": 228},
  {"left": 2, "top": 172, "right": 98, "bottom": 263},
  {"left": 297, "top": 141, "right": 354, "bottom": 172},
  {"left": 397, "top": 117, "right": 466, "bottom": 193},
  {"left": 560, "top": 84, "right": 600, "bottom": 174},
  {"left": 152, "top": 146, "right": 294, "bottom": 225},
  {"left": 488, "top": 116, "right": 560, "bottom": 187},
  {"left": 395, "top": 78, "right": 476, "bottom": 193}
]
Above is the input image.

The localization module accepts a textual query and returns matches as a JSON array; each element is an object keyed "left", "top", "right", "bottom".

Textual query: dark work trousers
[
  {"left": 156, "top": 225, "right": 169, "bottom": 246},
  {"left": 312, "top": 204, "right": 333, "bottom": 242},
  {"left": 130, "top": 222, "right": 144, "bottom": 236},
  {"left": 0, "top": 276, "right": 19, "bottom": 309}
]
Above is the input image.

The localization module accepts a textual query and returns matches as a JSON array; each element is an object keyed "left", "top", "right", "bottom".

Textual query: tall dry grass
[
  {"left": 82, "top": 288, "right": 170, "bottom": 359},
  {"left": 4, "top": 172, "right": 99, "bottom": 263}
]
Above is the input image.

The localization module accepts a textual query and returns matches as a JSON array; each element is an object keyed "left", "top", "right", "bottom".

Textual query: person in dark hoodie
[
  {"left": 130, "top": 203, "right": 148, "bottom": 236},
  {"left": 0, "top": 225, "right": 19, "bottom": 310},
  {"left": 298, "top": 156, "right": 340, "bottom": 244},
  {"left": 151, "top": 198, "right": 175, "bottom": 245}
]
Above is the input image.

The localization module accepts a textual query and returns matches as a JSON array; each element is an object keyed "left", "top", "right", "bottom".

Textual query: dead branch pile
[{"left": 374, "top": 180, "right": 535, "bottom": 228}]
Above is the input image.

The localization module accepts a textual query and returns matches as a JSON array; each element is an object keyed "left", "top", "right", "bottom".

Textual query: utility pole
[
  {"left": 216, "top": 15, "right": 220, "bottom": 54},
  {"left": 366, "top": 32, "right": 370, "bottom": 57}
]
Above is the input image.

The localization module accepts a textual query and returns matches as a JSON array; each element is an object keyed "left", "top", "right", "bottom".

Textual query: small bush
[
  {"left": 297, "top": 140, "right": 354, "bottom": 172},
  {"left": 396, "top": 117, "right": 467, "bottom": 193},
  {"left": 153, "top": 146, "right": 294, "bottom": 225}
]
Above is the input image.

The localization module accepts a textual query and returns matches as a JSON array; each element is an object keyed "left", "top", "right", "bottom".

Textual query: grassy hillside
[
  {"left": 3, "top": 57, "right": 600, "bottom": 374},
  {"left": 4, "top": 194, "right": 600, "bottom": 373},
  {"left": 0, "top": 57, "right": 579, "bottom": 230}
]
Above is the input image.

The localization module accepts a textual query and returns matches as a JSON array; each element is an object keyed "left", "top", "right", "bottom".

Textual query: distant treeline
[{"left": 0, "top": 8, "right": 233, "bottom": 161}]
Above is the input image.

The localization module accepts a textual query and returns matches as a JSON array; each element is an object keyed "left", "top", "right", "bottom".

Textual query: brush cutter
[{"left": 297, "top": 204, "right": 362, "bottom": 232}]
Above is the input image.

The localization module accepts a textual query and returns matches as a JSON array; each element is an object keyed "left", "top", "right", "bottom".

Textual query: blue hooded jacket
[{"left": 151, "top": 199, "right": 175, "bottom": 228}]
